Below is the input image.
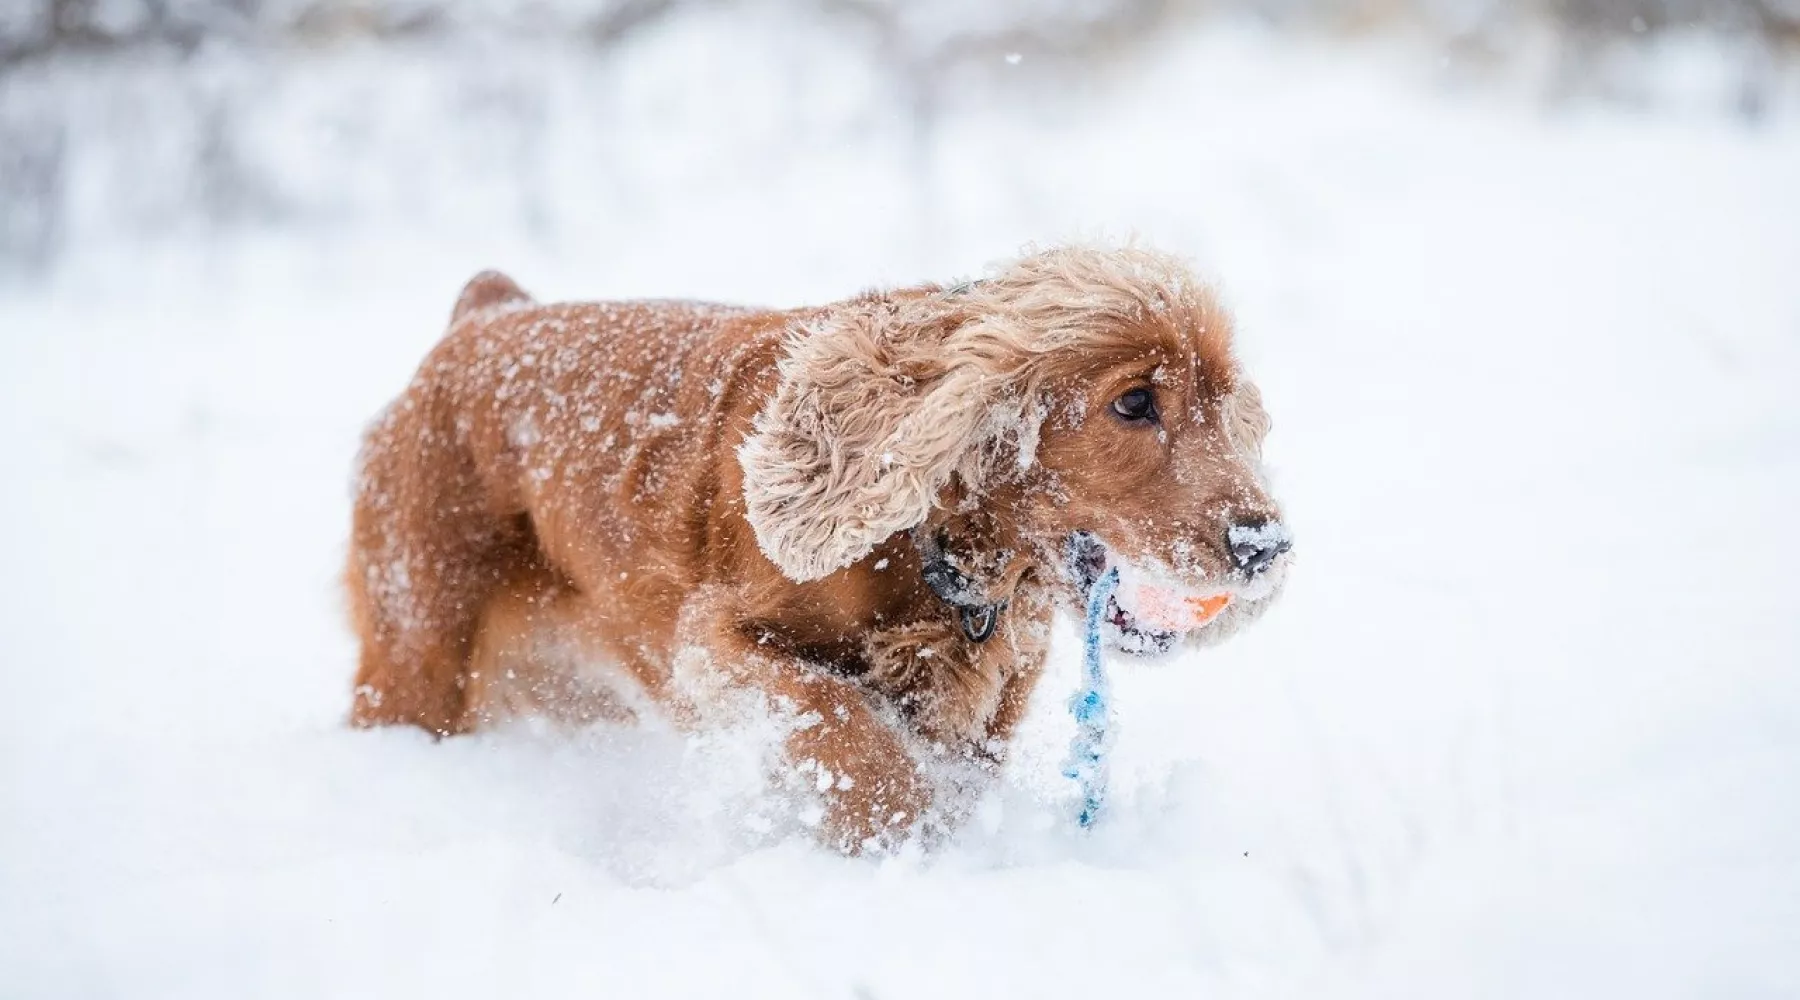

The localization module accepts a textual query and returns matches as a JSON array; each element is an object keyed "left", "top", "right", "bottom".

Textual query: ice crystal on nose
[{"left": 1227, "top": 521, "right": 1290, "bottom": 553}]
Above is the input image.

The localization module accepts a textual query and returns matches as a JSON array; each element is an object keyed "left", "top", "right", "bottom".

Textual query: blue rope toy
[{"left": 1064, "top": 566, "right": 1120, "bottom": 828}]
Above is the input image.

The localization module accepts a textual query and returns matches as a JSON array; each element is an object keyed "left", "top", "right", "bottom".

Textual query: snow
[
  {"left": 4, "top": 15, "right": 1800, "bottom": 1000},
  {"left": 1226, "top": 521, "right": 1291, "bottom": 555}
]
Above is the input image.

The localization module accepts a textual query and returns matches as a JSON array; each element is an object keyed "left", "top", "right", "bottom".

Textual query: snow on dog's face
[{"left": 739, "top": 244, "right": 1289, "bottom": 655}]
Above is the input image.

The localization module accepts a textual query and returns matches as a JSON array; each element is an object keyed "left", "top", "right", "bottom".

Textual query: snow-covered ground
[{"left": 3, "top": 15, "right": 1799, "bottom": 999}]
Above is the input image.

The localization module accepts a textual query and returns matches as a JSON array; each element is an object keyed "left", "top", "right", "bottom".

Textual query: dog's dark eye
[{"left": 1112, "top": 387, "right": 1158, "bottom": 424}]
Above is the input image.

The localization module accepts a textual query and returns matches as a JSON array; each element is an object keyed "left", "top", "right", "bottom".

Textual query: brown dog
[{"left": 346, "top": 245, "right": 1290, "bottom": 850}]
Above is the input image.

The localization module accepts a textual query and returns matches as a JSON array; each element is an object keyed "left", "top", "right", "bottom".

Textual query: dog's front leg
[{"left": 671, "top": 593, "right": 928, "bottom": 853}]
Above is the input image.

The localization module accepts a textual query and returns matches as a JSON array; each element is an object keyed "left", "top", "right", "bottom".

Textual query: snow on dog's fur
[{"left": 345, "top": 244, "right": 1291, "bottom": 851}]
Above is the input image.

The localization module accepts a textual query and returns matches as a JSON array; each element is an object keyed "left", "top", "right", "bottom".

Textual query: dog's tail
[{"left": 450, "top": 270, "right": 533, "bottom": 325}]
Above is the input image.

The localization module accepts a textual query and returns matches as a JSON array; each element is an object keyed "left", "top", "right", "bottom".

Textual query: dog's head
[{"left": 739, "top": 244, "right": 1290, "bottom": 656}]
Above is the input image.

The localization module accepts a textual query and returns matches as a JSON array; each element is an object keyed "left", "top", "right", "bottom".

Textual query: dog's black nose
[{"left": 1227, "top": 521, "right": 1291, "bottom": 577}]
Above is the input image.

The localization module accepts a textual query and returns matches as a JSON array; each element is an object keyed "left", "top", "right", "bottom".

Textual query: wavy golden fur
[{"left": 346, "top": 244, "right": 1289, "bottom": 851}]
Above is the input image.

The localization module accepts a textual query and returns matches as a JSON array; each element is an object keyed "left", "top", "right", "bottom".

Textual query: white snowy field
[{"left": 3, "top": 16, "right": 1800, "bottom": 999}]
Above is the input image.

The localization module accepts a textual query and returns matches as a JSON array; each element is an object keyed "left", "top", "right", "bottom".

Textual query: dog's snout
[{"left": 1227, "top": 520, "right": 1291, "bottom": 577}]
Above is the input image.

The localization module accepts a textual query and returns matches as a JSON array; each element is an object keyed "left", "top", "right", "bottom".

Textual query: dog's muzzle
[
  {"left": 1062, "top": 528, "right": 1289, "bottom": 656},
  {"left": 1064, "top": 532, "right": 1180, "bottom": 656}
]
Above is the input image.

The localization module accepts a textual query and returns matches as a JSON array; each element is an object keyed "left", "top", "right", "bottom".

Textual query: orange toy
[{"left": 1128, "top": 585, "right": 1234, "bottom": 633}]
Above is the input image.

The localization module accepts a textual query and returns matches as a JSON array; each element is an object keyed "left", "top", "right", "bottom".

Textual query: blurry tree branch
[
  {"left": 0, "top": 0, "right": 689, "bottom": 67},
  {"left": 5, "top": 0, "right": 1796, "bottom": 71}
]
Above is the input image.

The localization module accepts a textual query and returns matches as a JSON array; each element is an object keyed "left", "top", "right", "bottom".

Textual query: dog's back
[{"left": 346, "top": 272, "right": 786, "bottom": 733}]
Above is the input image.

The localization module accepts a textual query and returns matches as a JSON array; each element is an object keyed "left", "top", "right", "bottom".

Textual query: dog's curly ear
[
  {"left": 1227, "top": 380, "right": 1271, "bottom": 463},
  {"left": 738, "top": 294, "right": 1030, "bottom": 583}
]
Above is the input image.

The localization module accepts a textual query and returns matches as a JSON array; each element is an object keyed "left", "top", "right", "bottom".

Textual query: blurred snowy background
[{"left": 3, "top": 1, "right": 1799, "bottom": 997}]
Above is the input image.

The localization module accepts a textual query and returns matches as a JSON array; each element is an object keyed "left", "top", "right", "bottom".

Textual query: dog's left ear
[{"left": 738, "top": 293, "right": 1032, "bottom": 583}]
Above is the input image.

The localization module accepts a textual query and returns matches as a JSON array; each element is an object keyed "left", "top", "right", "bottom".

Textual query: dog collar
[
  {"left": 912, "top": 527, "right": 1006, "bottom": 644},
  {"left": 958, "top": 603, "right": 1002, "bottom": 643}
]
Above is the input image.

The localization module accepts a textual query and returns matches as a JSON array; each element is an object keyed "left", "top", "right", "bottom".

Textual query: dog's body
[{"left": 348, "top": 247, "right": 1289, "bottom": 850}]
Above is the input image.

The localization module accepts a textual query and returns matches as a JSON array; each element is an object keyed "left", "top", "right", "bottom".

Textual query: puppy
[{"left": 346, "top": 245, "right": 1290, "bottom": 850}]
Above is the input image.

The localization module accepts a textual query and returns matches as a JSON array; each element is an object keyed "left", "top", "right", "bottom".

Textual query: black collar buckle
[
  {"left": 959, "top": 603, "right": 1001, "bottom": 643},
  {"left": 914, "top": 526, "right": 1005, "bottom": 644}
]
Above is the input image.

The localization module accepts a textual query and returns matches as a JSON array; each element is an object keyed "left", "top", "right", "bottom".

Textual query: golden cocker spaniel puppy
[{"left": 346, "top": 245, "right": 1290, "bottom": 850}]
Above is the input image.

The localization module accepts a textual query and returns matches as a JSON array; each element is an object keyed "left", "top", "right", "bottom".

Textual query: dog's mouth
[{"left": 1063, "top": 532, "right": 1242, "bottom": 657}]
